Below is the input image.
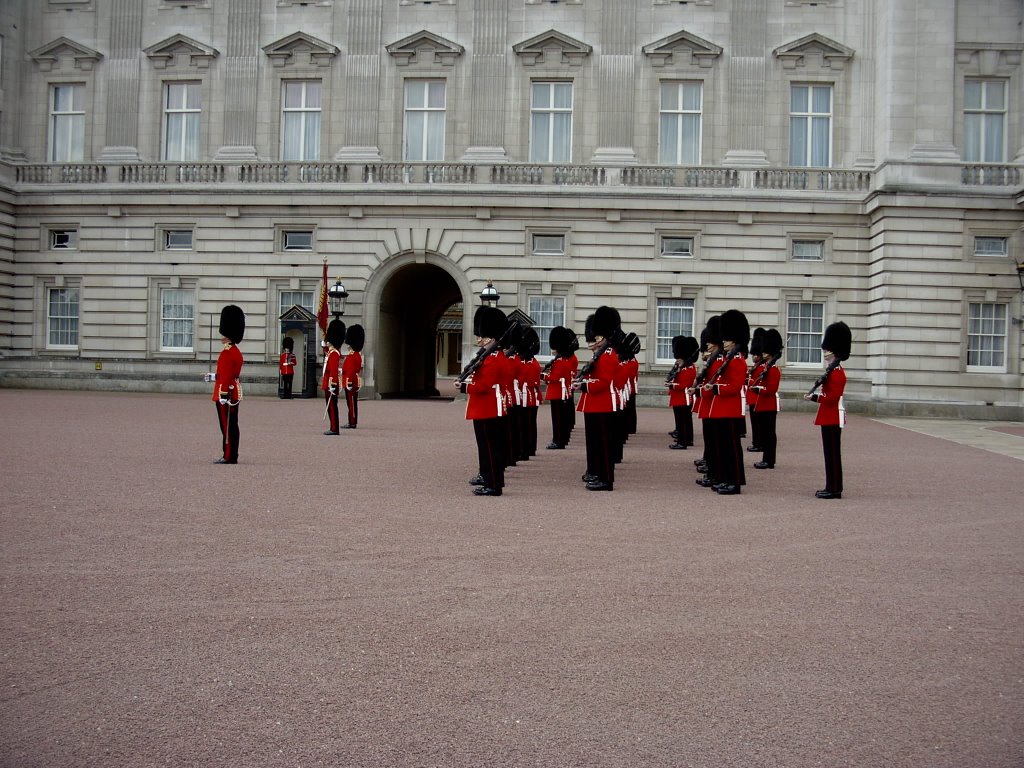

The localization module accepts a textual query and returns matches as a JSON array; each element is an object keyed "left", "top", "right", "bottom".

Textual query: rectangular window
[
  {"left": 49, "top": 229, "right": 78, "bottom": 249},
  {"left": 792, "top": 240, "right": 825, "bottom": 261},
  {"left": 659, "top": 82, "right": 702, "bottom": 165},
  {"left": 660, "top": 236, "right": 694, "bottom": 258},
  {"left": 531, "top": 233, "right": 565, "bottom": 257},
  {"left": 47, "top": 287, "right": 79, "bottom": 348},
  {"left": 974, "top": 236, "right": 1008, "bottom": 257},
  {"left": 530, "top": 81, "right": 573, "bottom": 163},
  {"left": 163, "top": 229, "right": 193, "bottom": 250},
  {"left": 528, "top": 296, "right": 566, "bottom": 357},
  {"left": 786, "top": 302, "right": 825, "bottom": 364},
  {"left": 163, "top": 82, "right": 201, "bottom": 161},
  {"left": 281, "top": 80, "right": 321, "bottom": 161},
  {"left": 964, "top": 80, "right": 1006, "bottom": 163},
  {"left": 161, "top": 288, "right": 194, "bottom": 351},
  {"left": 49, "top": 84, "right": 85, "bottom": 162},
  {"left": 282, "top": 230, "right": 313, "bottom": 251},
  {"left": 967, "top": 302, "right": 1007, "bottom": 370},
  {"left": 404, "top": 80, "right": 446, "bottom": 162},
  {"left": 280, "top": 290, "right": 315, "bottom": 317},
  {"left": 656, "top": 298, "right": 695, "bottom": 362},
  {"left": 789, "top": 84, "right": 832, "bottom": 168}
]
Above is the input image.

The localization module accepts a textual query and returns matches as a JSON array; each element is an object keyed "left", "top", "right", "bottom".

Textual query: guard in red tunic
[
  {"left": 518, "top": 326, "right": 542, "bottom": 459},
  {"left": 702, "top": 309, "right": 750, "bottom": 495},
  {"left": 321, "top": 319, "right": 345, "bottom": 435},
  {"left": 745, "top": 328, "right": 765, "bottom": 452},
  {"left": 575, "top": 306, "right": 622, "bottom": 492},
  {"left": 211, "top": 305, "right": 244, "bottom": 464},
  {"left": 692, "top": 316, "right": 723, "bottom": 486},
  {"left": 543, "top": 326, "right": 579, "bottom": 450},
  {"left": 749, "top": 328, "right": 784, "bottom": 470},
  {"left": 342, "top": 324, "right": 364, "bottom": 429},
  {"left": 279, "top": 336, "right": 297, "bottom": 399},
  {"left": 805, "top": 321, "right": 851, "bottom": 500},
  {"left": 458, "top": 305, "right": 509, "bottom": 497},
  {"left": 667, "top": 335, "right": 699, "bottom": 450}
]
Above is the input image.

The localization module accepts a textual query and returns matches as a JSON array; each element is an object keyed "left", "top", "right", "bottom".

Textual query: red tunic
[
  {"left": 465, "top": 351, "right": 505, "bottom": 420},
  {"left": 668, "top": 364, "right": 697, "bottom": 408},
  {"left": 544, "top": 355, "right": 578, "bottom": 401},
  {"left": 279, "top": 351, "right": 296, "bottom": 376},
  {"left": 695, "top": 357, "right": 723, "bottom": 419},
  {"left": 813, "top": 365, "right": 847, "bottom": 427},
  {"left": 522, "top": 358, "right": 542, "bottom": 407},
  {"left": 750, "top": 363, "right": 781, "bottom": 413},
  {"left": 341, "top": 350, "right": 362, "bottom": 389},
  {"left": 576, "top": 347, "right": 620, "bottom": 414},
  {"left": 746, "top": 362, "right": 764, "bottom": 409},
  {"left": 321, "top": 348, "right": 340, "bottom": 392},
  {"left": 211, "top": 343, "right": 243, "bottom": 402},
  {"left": 707, "top": 354, "right": 748, "bottom": 419}
]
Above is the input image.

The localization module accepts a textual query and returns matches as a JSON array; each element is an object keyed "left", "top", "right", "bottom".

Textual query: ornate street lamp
[
  {"left": 480, "top": 281, "right": 500, "bottom": 307},
  {"left": 328, "top": 278, "right": 349, "bottom": 319}
]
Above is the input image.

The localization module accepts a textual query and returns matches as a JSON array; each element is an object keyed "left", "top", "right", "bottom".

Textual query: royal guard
[
  {"left": 574, "top": 306, "right": 622, "bottom": 491},
  {"left": 518, "top": 326, "right": 542, "bottom": 459},
  {"left": 750, "top": 328, "right": 784, "bottom": 470},
  {"left": 804, "top": 321, "right": 851, "bottom": 499},
  {"left": 458, "top": 305, "right": 509, "bottom": 497},
  {"left": 342, "top": 324, "right": 364, "bottom": 429},
  {"left": 502, "top": 324, "right": 525, "bottom": 466},
  {"left": 692, "top": 316, "right": 723, "bottom": 486},
  {"left": 746, "top": 328, "right": 765, "bottom": 452},
  {"left": 321, "top": 318, "right": 345, "bottom": 435},
  {"left": 211, "top": 305, "right": 245, "bottom": 464},
  {"left": 701, "top": 309, "right": 749, "bottom": 495},
  {"left": 543, "top": 326, "right": 579, "bottom": 450},
  {"left": 279, "top": 336, "right": 297, "bottom": 399},
  {"left": 667, "top": 335, "right": 699, "bottom": 450}
]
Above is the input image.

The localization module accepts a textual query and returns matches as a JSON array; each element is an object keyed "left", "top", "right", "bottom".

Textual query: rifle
[
  {"left": 456, "top": 320, "right": 519, "bottom": 386},
  {"left": 664, "top": 360, "right": 683, "bottom": 385},
  {"left": 573, "top": 329, "right": 624, "bottom": 388},
  {"left": 750, "top": 355, "right": 778, "bottom": 389},
  {"left": 807, "top": 357, "right": 842, "bottom": 396}
]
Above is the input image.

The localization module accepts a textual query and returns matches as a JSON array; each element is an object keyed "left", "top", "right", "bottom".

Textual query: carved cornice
[
  {"left": 385, "top": 30, "right": 465, "bottom": 67},
  {"left": 773, "top": 33, "right": 854, "bottom": 71},
  {"left": 513, "top": 29, "right": 592, "bottom": 67},
  {"left": 642, "top": 29, "right": 723, "bottom": 69},
  {"left": 28, "top": 37, "right": 103, "bottom": 72},
  {"left": 144, "top": 34, "right": 219, "bottom": 70},
  {"left": 262, "top": 31, "right": 339, "bottom": 68}
]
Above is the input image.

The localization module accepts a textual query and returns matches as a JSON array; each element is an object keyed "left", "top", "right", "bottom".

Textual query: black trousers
[
  {"left": 325, "top": 391, "right": 339, "bottom": 432},
  {"left": 215, "top": 401, "right": 239, "bottom": 462},
  {"left": 523, "top": 405, "right": 538, "bottom": 456},
  {"left": 747, "top": 409, "right": 760, "bottom": 448},
  {"left": 281, "top": 374, "right": 293, "bottom": 399},
  {"left": 345, "top": 387, "right": 359, "bottom": 426},
  {"left": 753, "top": 410, "right": 778, "bottom": 466},
  {"left": 549, "top": 398, "right": 574, "bottom": 447},
  {"left": 701, "top": 417, "right": 718, "bottom": 480},
  {"left": 584, "top": 411, "right": 615, "bottom": 487},
  {"left": 820, "top": 425, "right": 843, "bottom": 493},
  {"left": 672, "top": 404, "right": 694, "bottom": 446},
  {"left": 713, "top": 417, "right": 746, "bottom": 487},
  {"left": 475, "top": 417, "right": 506, "bottom": 490}
]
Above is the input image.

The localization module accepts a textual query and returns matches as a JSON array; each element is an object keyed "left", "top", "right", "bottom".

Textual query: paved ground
[{"left": 1, "top": 389, "right": 1022, "bottom": 768}]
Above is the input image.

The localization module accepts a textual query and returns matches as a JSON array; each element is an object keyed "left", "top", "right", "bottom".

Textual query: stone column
[
  {"left": 590, "top": 1, "right": 638, "bottom": 165},
  {"left": 214, "top": 0, "right": 260, "bottom": 160},
  {"left": 97, "top": 0, "right": 142, "bottom": 161},
  {"left": 722, "top": 0, "right": 769, "bottom": 166},
  {"left": 335, "top": 0, "right": 383, "bottom": 161},
  {"left": 460, "top": 0, "right": 509, "bottom": 163},
  {"left": 0, "top": 0, "right": 26, "bottom": 162}
]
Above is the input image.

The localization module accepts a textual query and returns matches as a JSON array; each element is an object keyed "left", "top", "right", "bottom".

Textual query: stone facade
[{"left": 0, "top": 0, "right": 1021, "bottom": 417}]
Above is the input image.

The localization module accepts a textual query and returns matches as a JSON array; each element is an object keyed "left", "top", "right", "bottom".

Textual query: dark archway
[{"left": 376, "top": 262, "right": 462, "bottom": 398}]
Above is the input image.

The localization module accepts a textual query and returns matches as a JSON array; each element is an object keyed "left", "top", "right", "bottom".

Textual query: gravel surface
[{"left": 1, "top": 389, "right": 1022, "bottom": 768}]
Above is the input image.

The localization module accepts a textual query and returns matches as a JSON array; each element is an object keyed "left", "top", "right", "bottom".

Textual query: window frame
[
  {"left": 46, "top": 284, "right": 80, "bottom": 350},
  {"left": 159, "top": 225, "right": 195, "bottom": 252},
  {"left": 529, "top": 80, "right": 574, "bottom": 164},
  {"left": 162, "top": 80, "right": 202, "bottom": 162},
  {"left": 276, "top": 225, "right": 317, "bottom": 253},
  {"left": 159, "top": 286, "right": 197, "bottom": 353},
  {"left": 48, "top": 82, "right": 86, "bottom": 163},
  {"left": 48, "top": 227, "right": 79, "bottom": 250},
  {"left": 649, "top": 285, "right": 701, "bottom": 369},
  {"left": 280, "top": 79, "right": 322, "bottom": 162},
  {"left": 783, "top": 298, "right": 828, "bottom": 367},
  {"left": 963, "top": 78, "right": 1007, "bottom": 163},
  {"left": 519, "top": 282, "right": 573, "bottom": 361},
  {"left": 658, "top": 80, "right": 703, "bottom": 166},
  {"left": 403, "top": 79, "right": 447, "bottom": 162},
  {"left": 965, "top": 300, "right": 1009, "bottom": 373},
  {"left": 789, "top": 83, "right": 833, "bottom": 168}
]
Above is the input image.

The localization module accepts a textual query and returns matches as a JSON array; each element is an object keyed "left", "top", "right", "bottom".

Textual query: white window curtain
[
  {"left": 528, "top": 296, "right": 566, "bottom": 356},
  {"left": 47, "top": 287, "right": 79, "bottom": 347},
  {"left": 964, "top": 80, "right": 1006, "bottom": 163},
  {"left": 659, "top": 82, "right": 702, "bottom": 165},
  {"left": 161, "top": 289, "right": 195, "bottom": 351},
  {"left": 530, "top": 82, "right": 573, "bottom": 163},
  {"left": 656, "top": 299, "right": 695, "bottom": 362},
  {"left": 50, "top": 84, "right": 85, "bottom": 162},
  {"left": 404, "top": 80, "right": 446, "bottom": 161},
  {"left": 789, "top": 85, "right": 832, "bottom": 168},
  {"left": 281, "top": 81, "right": 321, "bottom": 161},
  {"left": 786, "top": 302, "right": 824, "bottom": 363},
  {"left": 164, "top": 82, "right": 201, "bottom": 161},
  {"left": 967, "top": 302, "right": 1007, "bottom": 369}
]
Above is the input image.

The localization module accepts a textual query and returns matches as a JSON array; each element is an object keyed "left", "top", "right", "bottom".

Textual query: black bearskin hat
[
  {"left": 591, "top": 306, "right": 621, "bottom": 339},
  {"left": 549, "top": 326, "right": 575, "bottom": 355},
  {"left": 821, "top": 321, "right": 852, "bottom": 361},
  {"left": 282, "top": 336, "right": 294, "bottom": 351},
  {"left": 473, "top": 305, "right": 506, "bottom": 340},
  {"left": 750, "top": 327, "right": 765, "bottom": 357},
  {"left": 762, "top": 328, "right": 784, "bottom": 357},
  {"left": 616, "top": 331, "right": 640, "bottom": 362},
  {"left": 584, "top": 314, "right": 596, "bottom": 343},
  {"left": 218, "top": 305, "right": 245, "bottom": 345},
  {"left": 700, "top": 315, "right": 722, "bottom": 351},
  {"left": 518, "top": 326, "right": 541, "bottom": 361},
  {"left": 673, "top": 335, "right": 699, "bottom": 362},
  {"left": 502, "top": 320, "right": 523, "bottom": 353},
  {"left": 345, "top": 324, "right": 365, "bottom": 353},
  {"left": 326, "top": 319, "right": 346, "bottom": 349},
  {"left": 719, "top": 309, "right": 750, "bottom": 348}
]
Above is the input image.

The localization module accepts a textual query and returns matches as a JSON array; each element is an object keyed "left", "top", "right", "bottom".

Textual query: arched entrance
[{"left": 371, "top": 257, "right": 466, "bottom": 398}]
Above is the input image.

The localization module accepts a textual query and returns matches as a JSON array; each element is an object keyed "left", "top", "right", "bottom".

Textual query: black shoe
[
  {"left": 469, "top": 474, "right": 485, "bottom": 486},
  {"left": 582, "top": 473, "right": 598, "bottom": 483},
  {"left": 669, "top": 442, "right": 687, "bottom": 450},
  {"left": 695, "top": 462, "right": 707, "bottom": 473},
  {"left": 343, "top": 424, "right": 356, "bottom": 429},
  {"left": 815, "top": 490, "right": 842, "bottom": 499},
  {"left": 715, "top": 484, "right": 741, "bottom": 495},
  {"left": 669, "top": 430, "right": 678, "bottom": 439},
  {"left": 696, "top": 476, "right": 716, "bottom": 487},
  {"left": 585, "top": 480, "right": 613, "bottom": 491},
  {"left": 693, "top": 458, "right": 705, "bottom": 467},
  {"left": 746, "top": 445, "right": 761, "bottom": 452},
  {"left": 754, "top": 461, "right": 774, "bottom": 469},
  {"left": 323, "top": 430, "right": 339, "bottom": 436},
  {"left": 546, "top": 442, "right": 564, "bottom": 450},
  {"left": 213, "top": 457, "right": 237, "bottom": 464},
  {"left": 473, "top": 486, "right": 503, "bottom": 497}
]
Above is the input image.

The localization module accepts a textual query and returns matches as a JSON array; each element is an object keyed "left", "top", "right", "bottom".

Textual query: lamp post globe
[
  {"left": 480, "top": 281, "right": 500, "bottom": 307},
  {"left": 328, "top": 278, "right": 349, "bottom": 319}
]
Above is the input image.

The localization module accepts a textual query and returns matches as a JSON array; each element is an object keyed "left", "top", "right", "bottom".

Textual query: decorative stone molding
[
  {"left": 773, "top": 33, "right": 854, "bottom": 71},
  {"left": 28, "top": 37, "right": 103, "bottom": 73},
  {"left": 144, "top": 34, "right": 219, "bottom": 70},
  {"left": 385, "top": 31, "right": 464, "bottom": 68},
  {"left": 262, "top": 31, "right": 339, "bottom": 68},
  {"left": 955, "top": 43, "right": 1023, "bottom": 76},
  {"left": 642, "top": 29, "right": 723, "bottom": 69},
  {"left": 513, "top": 29, "right": 592, "bottom": 67}
]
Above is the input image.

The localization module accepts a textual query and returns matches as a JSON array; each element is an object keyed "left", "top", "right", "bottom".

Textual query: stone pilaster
[
  {"left": 722, "top": 0, "right": 769, "bottom": 167},
  {"left": 589, "top": 1, "right": 637, "bottom": 165},
  {"left": 460, "top": 0, "right": 509, "bottom": 163},
  {"left": 97, "top": 0, "right": 142, "bottom": 161},
  {"left": 214, "top": 0, "right": 260, "bottom": 160},
  {"left": 335, "top": 0, "right": 383, "bottom": 162}
]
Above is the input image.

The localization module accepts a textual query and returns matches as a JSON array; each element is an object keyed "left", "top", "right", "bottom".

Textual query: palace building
[{"left": 0, "top": 0, "right": 1021, "bottom": 417}]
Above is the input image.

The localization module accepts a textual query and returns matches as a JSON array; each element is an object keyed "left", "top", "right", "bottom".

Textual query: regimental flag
[{"left": 316, "top": 258, "right": 329, "bottom": 336}]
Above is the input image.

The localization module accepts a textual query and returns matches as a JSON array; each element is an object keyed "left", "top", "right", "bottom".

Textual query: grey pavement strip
[{"left": 872, "top": 418, "right": 1024, "bottom": 461}]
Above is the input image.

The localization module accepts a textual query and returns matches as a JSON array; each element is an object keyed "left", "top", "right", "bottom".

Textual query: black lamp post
[
  {"left": 480, "top": 281, "right": 500, "bottom": 307},
  {"left": 328, "top": 278, "right": 349, "bottom": 319}
]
